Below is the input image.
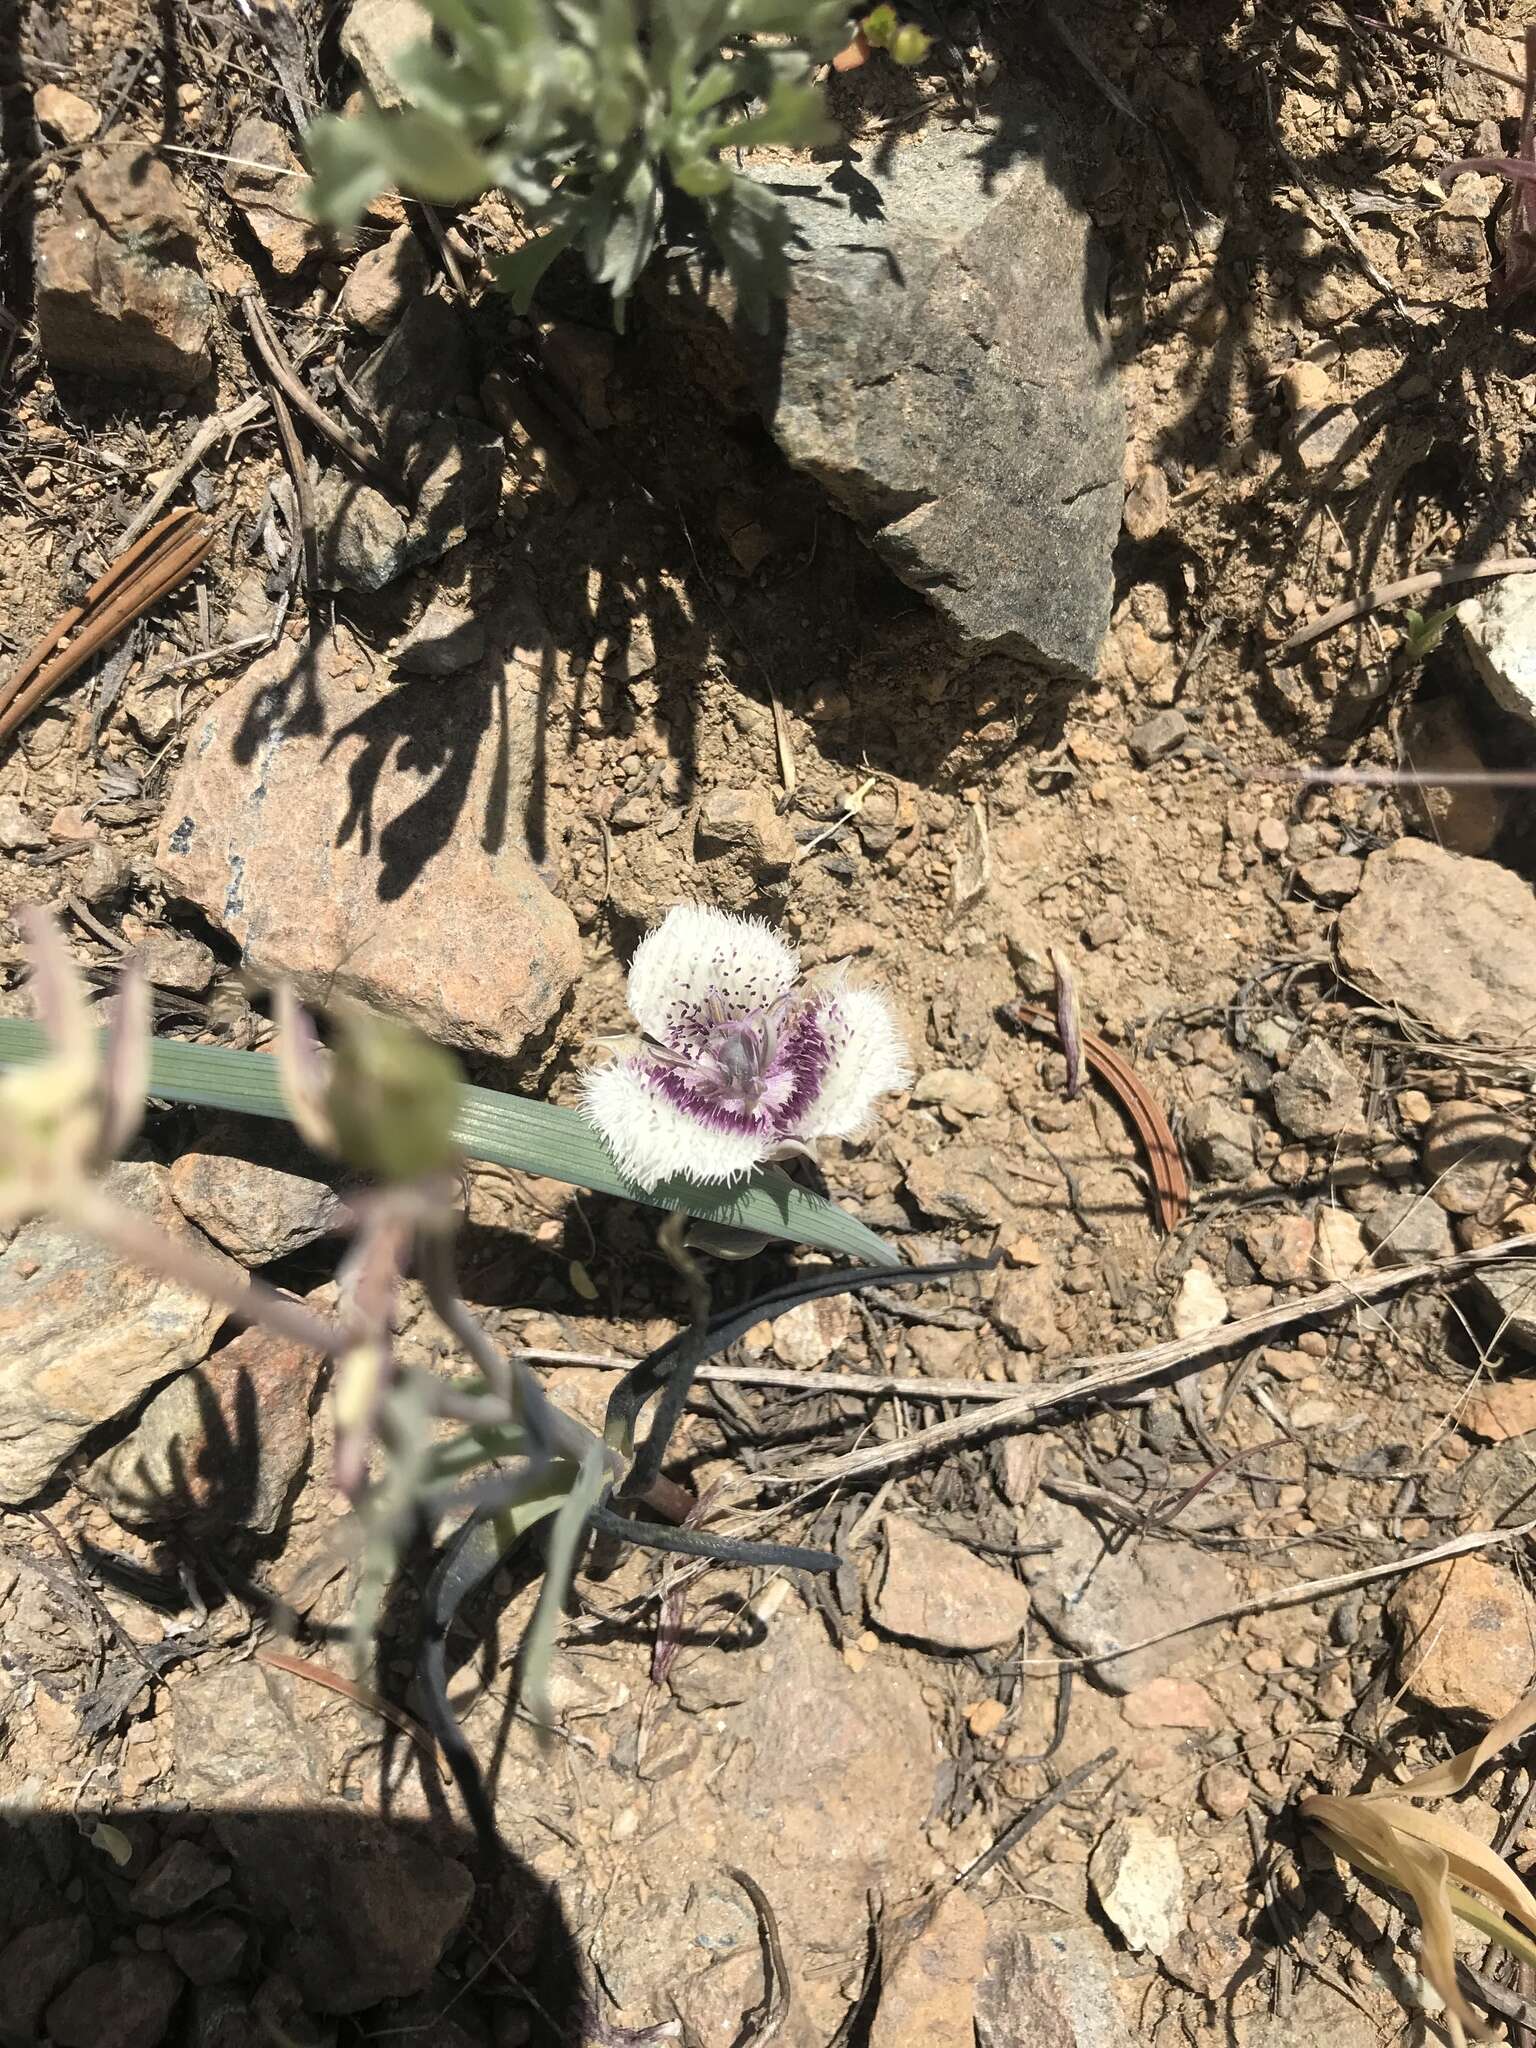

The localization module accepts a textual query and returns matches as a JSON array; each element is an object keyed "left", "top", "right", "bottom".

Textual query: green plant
[
  {"left": 305, "top": 0, "right": 922, "bottom": 324},
  {"left": 0, "top": 916, "right": 962, "bottom": 1846},
  {"left": 1399, "top": 602, "right": 1456, "bottom": 665}
]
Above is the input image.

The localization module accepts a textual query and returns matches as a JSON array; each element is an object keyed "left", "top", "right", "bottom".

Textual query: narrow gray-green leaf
[{"left": 0, "top": 1022, "right": 898, "bottom": 1266}]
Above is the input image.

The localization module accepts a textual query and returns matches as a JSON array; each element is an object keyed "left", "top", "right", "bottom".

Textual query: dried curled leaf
[{"left": 1301, "top": 1686, "right": 1536, "bottom": 2043}]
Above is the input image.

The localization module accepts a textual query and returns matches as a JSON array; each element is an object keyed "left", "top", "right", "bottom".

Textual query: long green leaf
[{"left": 0, "top": 1021, "right": 898, "bottom": 1267}]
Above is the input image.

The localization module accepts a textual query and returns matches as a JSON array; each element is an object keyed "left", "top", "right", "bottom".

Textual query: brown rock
[
  {"left": 341, "top": 0, "right": 433, "bottom": 109},
  {"left": 1390, "top": 1555, "right": 1531, "bottom": 1720},
  {"left": 1243, "top": 1214, "right": 1316, "bottom": 1284},
  {"left": 992, "top": 1261, "right": 1060, "bottom": 1351},
  {"left": 222, "top": 117, "right": 327, "bottom": 275},
  {"left": 127, "top": 1841, "right": 231, "bottom": 1919},
  {"left": 212, "top": 1813, "right": 473, "bottom": 2012},
  {"left": 46, "top": 1954, "right": 184, "bottom": 2048},
  {"left": 870, "top": 1888, "right": 989, "bottom": 2048},
  {"left": 1461, "top": 1378, "right": 1536, "bottom": 1442},
  {"left": 1337, "top": 839, "right": 1536, "bottom": 1045},
  {"left": 1295, "top": 854, "right": 1362, "bottom": 905},
  {"left": 168, "top": 1123, "right": 342, "bottom": 1262},
  {"left": 872, "top": 1516, "right": 1034, "bottom": 1651},
  {"left": 162, "top": 1917, "right": 245, "bottom": 1987},
  {"left": 33, "top": 84, "right": 99, "bottom": 144},
  {"left": 156, "top": 619, "right": 580, "bottom": 1057},
  {"left": 83, "top": 1324, "right": 322, "bottom": 1536},
  {"left": 1396, "top": 697, "right": 1506, "bottom": 856},
  {"left": 340, "top": 222, "right": 431, "bottom": 333},
  {"left": 0, "top": 1916, "right": 94, "bottom": 2036},
  {"left": 1420, "top": 1099, "right": 1527, "bottom": 1214},
  {"left": 1120, "top": 1677, "right": 1219, "bottom": 1730},
  {"left": 1199, "top": 1763, "right": 1251, "bottom": 1820},
  {"left": 1123, "top": 464, "right": 1169, "bottom": 542},
  {"left": 903, "top": 1149, "right": 1009, "bottom": 1228},
  {"left": 696, "top": 787, "right": 795, "bottom": 871},
  {"left": 0, "top": 1162, "right": 233, "bottom": 1504},
  {"left": 37, "top": 148, "right": 213, "bottom": 388}
]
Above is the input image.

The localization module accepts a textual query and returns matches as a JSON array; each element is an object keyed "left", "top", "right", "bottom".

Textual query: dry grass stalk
[{"left": 1301, "top": 1690, "right": 1536, "bottom": 2042}]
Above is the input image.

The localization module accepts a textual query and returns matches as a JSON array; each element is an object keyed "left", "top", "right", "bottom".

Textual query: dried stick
[
  {"left": 1017, "top": 1518, "right": 1536, "bottom": 1678},
  {"left": 767, "top": 1231, "right": 1536, "bottom": 1491},
  {"left": 266, "top": 382, "right": 319, "bottom": 594},
  {"left": 239, "top": 293, "right": 400, "bottom": 493},
  {"left": 0, "top": 511, "right": 215, "bottom": 747},
  {"left": 120, "top": 394, "right": 269, "bottom": 548},
  {"left": 1280, "top": 557, "right": 1536, "bottom": 657}
]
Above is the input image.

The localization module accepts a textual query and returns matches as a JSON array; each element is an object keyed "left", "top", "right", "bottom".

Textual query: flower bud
[{"left": 325, "top": 1005, "right": 463, "bottom": 1183}]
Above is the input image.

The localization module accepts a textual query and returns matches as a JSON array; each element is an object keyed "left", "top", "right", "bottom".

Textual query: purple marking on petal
[{"left": 633, "top": 996, "right": 833, "bottom": 1145}]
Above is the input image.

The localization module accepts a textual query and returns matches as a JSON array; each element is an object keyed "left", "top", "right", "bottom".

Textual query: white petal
[
  {"left": 581, "top": 1059, "right": 772, "bottom": 1190},
  {"left": 626, "top": 903, "right": 800, "bottom": 1045},
  {"left": 792, "top": 985, "right": 911, "bottom": 1141}
]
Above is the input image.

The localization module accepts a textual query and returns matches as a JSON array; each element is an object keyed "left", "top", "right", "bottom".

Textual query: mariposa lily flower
[{"left": 582, "top": 904, "right": 910, "bottom": 1188}]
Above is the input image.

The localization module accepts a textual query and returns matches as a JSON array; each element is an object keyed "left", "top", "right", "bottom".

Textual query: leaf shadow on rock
[{"left": 0, "top": 1802, "right": 586, "bottom": 2045}]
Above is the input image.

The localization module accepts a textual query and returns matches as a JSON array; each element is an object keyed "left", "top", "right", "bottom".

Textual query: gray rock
[
  {"left": 650, "top": 98, "right": 1122, "bottom": 677},
  {"left": 172, "top": 1664, "right": 326, "bottom": 1807},
  {"left": 1020, "top": 1495, "right": 1238, "bottom": 1693},
  {"left": 83, "top": 1324, "right": 322, "bottom": 1537},
  {"left": 340, "top": 0, "right": 432, "bottom": 110},
  {"left": 1129, "top": 709, "right": 1188, "bottom": 766},
  {"left": 395, "top": 601, "right": 486, "bottom": 676},
  {"left": 1272, "top": 1037, "right": 1364, "bottom": 1141},
  {"left": 1471, "top": 1260, "right": 1536, "bottom": 1354},
  {"left": 0, "top": 1916, "right": 94, "bottom": 2037},
  {"left": 0, "top": 793, "right": 47, "bottom": 851},
  {"left": 46, "top": 1953, "right": 184, "bottom": 2048},
  {"left": 1360, "top": 1191, "right": 1456, "bottom": 1266},
  {"left": 38, "top": 148, "right": 213, "bottom": 388},
  {"left": 356, "top": 296, "right": 474, "bottom": 436},
  {"left": 168, "top": 1121, "right": 342, "bottom": 1262},
  {"left": 314, "top": 471, "right": 410, "bottom": 593},
  {"left": 975, "top": 1923, "right": 1131, "bottom": 2048},
  {"left": 402, "top": 417, "right": 503, "bottom": 568},
  {"left": 1288, "top": 404, "right": 1358, "bottom": 475},
  {"left": 155, "top": 619, "right": 580, "bottom": 1058},
  {"left": 351, "top": 300, "right": 502, "bottom": 568},
  {"left": 1089, "top": 1817, "right": 1185, "bottom": 1957},
  {"left": 1462, "top": 577, "right": 1536, "bottom": 730},
  {"left": 1337, "top": 839, "right": 1536, "bottom": 1045},
  {"left": 0, "top": 1162, "right": 232, "bottom": 1504},
  {"left": 871, "top": 1516, "right": 1033, "bottom": 1651},
  {"left": 1183, "top": 1098, "right": 1257, "bottom": 1180},
  {"left": 128, "top": 1842, "right": 230, "bottom": 1919}
]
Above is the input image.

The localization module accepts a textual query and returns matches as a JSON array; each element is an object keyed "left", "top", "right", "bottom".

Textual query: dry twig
[
  {"left": 1280, "top": 556, "right": 1536, "bottom": 657},
  {"left": 0, "top": 509, "right": 215, "bottom": 748},
  {"left": 769, "top": 1232, "right": 1536, "bottom": 1489}
]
